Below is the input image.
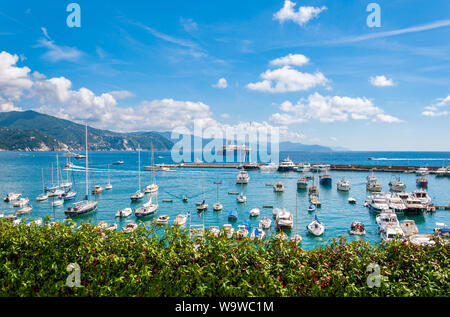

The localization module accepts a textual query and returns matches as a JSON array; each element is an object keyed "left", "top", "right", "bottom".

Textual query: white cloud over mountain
[{"left": 274, "top": 1, "right": 327, "bottom": 26}]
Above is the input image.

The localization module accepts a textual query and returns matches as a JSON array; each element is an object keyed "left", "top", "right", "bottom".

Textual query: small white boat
[
  {"left": 337, "top": 178, "right": 351, "bottom": 191},
  {"left": 389, "top": 177, "right": 406, "bottom": 192},
  {"left": 13, "top": 198, "right": 30, "bottom": 208},
  {"left": 36, "top": 193, "right": 48, "bottom": 202},
  {"left": 435, "top": 167, "right": 447, "bottom": 177},
  {"left": 4, "top": 192, "right": 21, "bottom": 202},
  {"left": 237, "top": 194, "right": 247, "bottom": 203},
  {"left": 197, "top": 200, "right": 208, "bottom": 211},
  {"left": 236, "top": 170, "right": 250, "bottom": 184},
  {"left": 307, "top": 216, "right": 325, "bottom": 236},
  {"left": 400, "top": 220, "right": 419, "bottom": 236},
  {"left": 47, "top": 189, "right": 64, "bottom": 197},
  {"left": 116, "top": 208, "right": 132, "bottom": 218},
  {"left": 236, "top": 224, "right": 249, "bottom": 239},
  {"left": 349, "top": 221, "right": 366, "bottom": 235},
  {"left": 122, "top": 223, "right": 138, "bottom": 233},
  {"left": 259, "top": 163, "right": 279, "bottom": 172},
  {"left": 143, "top": 184, "right": 159, "bottom": 193},
  {"left": 156, "top": 215, "right": 170, "bottom": 225},
  {"left": 221, "top": 224, "right": 234, "bottom": 238},
  {"left": 16, "top": 204, "right": 33, "bottom": 215},
  {"left": 130, "top": 191, "right": 144, "bottom": 201},
  {"left": 51, "top": 198, "right": 64, "bottom": 207},
  {"left": 416, "top": 167, "right": 429, "bottom": 175},
  {"left": 249, "top": 208, "right": 260, "bottom": 217},
  {"left": 276, "top": 209, "right": 293, "bottom": 229},
  {"left": 259, "top": 216, "right": 272, "bottom": 229},
  {"left": 213, "top": 202, "right": 223, "bottom": 211},
  {"left": 409, "top": 234, "right": 435, "bottom": 246},
  {"left": 273, "top": 182, "right": 284, "bottom": 192},
  {"left": 380, "top": 223, "right": 404, "bottom": 241},
  {"left": 348, "top": 197, "right": 356, "bottom": 204},
  {"left": 105, "top": 184, "right": 113, "bottom": 190},
  {"left": 173, "top": 213, "right": 189, "bottom": 226}
]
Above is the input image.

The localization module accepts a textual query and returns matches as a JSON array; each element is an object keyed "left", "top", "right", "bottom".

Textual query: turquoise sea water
[{"left": 1, "top": 151, "right": 449, "bottom": 250}]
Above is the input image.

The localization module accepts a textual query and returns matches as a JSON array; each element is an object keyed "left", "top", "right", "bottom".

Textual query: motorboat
[
  {"left": 92, "top": 185, "right": 104, "bottom": 194},
  {"left": 389, "top": 177, "right": 406, "bottom": 192},
  {"left": 366, "top": 171, "right": 382, "bottom": 192},
  {"left": 197, "top": 200, "right": 208, "bottom": 211},
  {"left": 143, "top": 184, "right": 159, "bottom": 193},
  {"left": 235, "top": 170, "right": 250, "bottom": 184},
  {"left": 221, "top": 224, "right": 234, "bottom": 238},
  {"left": 405, "top": 196, "right": 426, "bottom": 214},
  {"left": 278, "top": 157, "right": 296, "bottom": 172},
  {"left": 276, "top": 209, "right": 293, "bottom": 229},
  {"left": 409, "top": 234, "right": 435, "bottom": 246},
  {"left": 307, "top": 204, "right": 316, "bottom": 212},
  {"left": 52, "top": 198, "right": 64, "bottom": 207},
  {"left": 376, "top": 210, "right": 399, "bottom": 231},
  {"left": 115, "top": 208, "right": 132, "bottom": 218},
  {"left": 122, "top": 223, "right": 138, "bottom": 233},
  {"left": 61, "top": 191, "right": 77, "bottom": 201},
  {"left": 400, "top": 220, "right": 419, "bottom": 236},
  {"left": 387, "top": 195, "right": 407, "bottom": 214},
  {"left": 273, "top": 182, "right": 284, "bottom": 192},
  {"left": 237, "top": 194, "right": 247, "bottom": 203},
  {"left": 349, "top": 221, "right": 366, "bottom": 235},
  {"left": 36, "top": 193, "right": 48, "bottom": 202},
  {"left": 13, "top": 198, "right": 29, "bottom": 208},
  {"left": 297, "top": 177, "right": 308, "bottom": 190},
  {"left": 319, "top": 172, "right": 332, "bottom": 186},
  {"left": 259, "top": 216, "right": 272, "bottom": 229},
  {"left": 307, "top": 216, "right": 325, "bottom": 236},
  {"left": 380, "top": 223, "right": 405, "bottom": 241},
  {"left": 250, "top": 228, "right": 266, "bottom": 241},
  {"left": 236, "top": 222, "right": 250, "bottom": 239},
  {"left": 416, "top": 176, "right": 428, "bottom": 188},
  {"left": 348, "top": 197, "right": 357, "bottom": 204},
  {"left": 368, "top": 197, "right": 389, "bottom": 213},
  {"left": 433, "top": 223, "right": 449, "bottom": 237},
  {"left": 112, "top": 161, "right": 124, "bottom": 165},
  {"left": 309, "top": 195, "right": 321, "bottom": 207},
  {"left": 237, "top": 163, "right": 259, "bottom": 171},
  {"left": 156, "top": 215, "right": 170, "bottom": 225},
  {"left": 295, "top": 162, "right": 311, "bottom": 173},
  {"left": 182, "top": 196, "right": 189, "bottom": 202},
  {"left": 435, "top": 167, "right": 447, "bottom": 177},
  {"left": 336, "top": 178, "right": 351, "bottom": 191},
  {"left": 416, "top": 167, "right": 429, "bottom": 175},
  {"left": 65, "top": 200, "right": 98, "bottom": 217},
  {"left": 213, "top": 202, "right": 223, "bottom": 211},
  {"left": 16, "top": 205, "right": 33, "bottom": 215},
  {"left": 173, "top": 213, "right": 189, "bottom": 226},
  {"left": 249, "top": 208, "right": 260, "bottom": 217},
  {"left": 228, "top": 210, "right": 238, "bottom": 221},
  {"left": 272, "top": 207, "right": 282, "bottom": 218},
  {"left": 259, "top": 163, "right": 279, "bottom": 172}
]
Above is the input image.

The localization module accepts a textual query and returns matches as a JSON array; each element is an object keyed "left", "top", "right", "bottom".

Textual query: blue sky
[{"left": 0, "top": 0, "right": 449, "bottom": 150}]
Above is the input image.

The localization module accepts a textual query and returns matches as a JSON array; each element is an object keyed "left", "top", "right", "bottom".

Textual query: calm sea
[{"left": 1, "top": 151, "right": 449, "bottom": 249}]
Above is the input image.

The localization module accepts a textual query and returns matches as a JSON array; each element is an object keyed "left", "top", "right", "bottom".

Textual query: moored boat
[
  {"left": 278, "top": 157, "right": 295, "bottom": 172},
  {"left": 307, "top": 215, "right": 325, "bottom": 236},
  {"left": 337, "top": 178, "right": 351, "bottom": 191},
  {"left": 349, "top": 221, "right": 366, "bottom": 235},
  {"left": 116, "top": 208, "right": 132, "bottom": 218},
  {"left": 273, "top": 182, "right": 284, "bottom": 192},
  {"left": 297, "top": 177, "right": 308, "bottom": 190}
]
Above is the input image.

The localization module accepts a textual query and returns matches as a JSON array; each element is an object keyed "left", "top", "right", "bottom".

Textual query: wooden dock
[{"left": 162, "top": 162, "right": 445, "bottom": 174}]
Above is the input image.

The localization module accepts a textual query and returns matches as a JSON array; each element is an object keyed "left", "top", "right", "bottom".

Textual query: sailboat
[
  {"left": 143, "top": 144, "right": 159, "bottom": 193},
  {"left": 65, "top": 123, "right": 98, "bottom": 217},
  {"left": 197, "top": 176, "right": 208, "bottom": 211},
  {"left": 105, "top": 164, "right": 112, "bottom": 190},
  {"left": 135, "top": 196, "right": 158, "bottom": 218},
  {"left": 130, "top": 147, "right": 144, "bottom": 201},
  {"left": 36, "top": 168, "right": 48, "bottom": 201},
  {"left": 307, "top": 215, "right": 325, "bottom": 236},
  {"left": 60, "top": 156, "right": 72, "bottom": 188},
  {"left": 237, "top": 181, "right": 247, "bottom": 203},
  {"left": 47, "top": 159, "right": 64, "bottom": 197},
  {"left": 213, "top": 177, "right": 223, "bottom": 211}
]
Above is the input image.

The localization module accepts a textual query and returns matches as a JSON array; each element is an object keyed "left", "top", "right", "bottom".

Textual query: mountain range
[{"left": 0, "top": 111, "right": 344, "bottom": 152}]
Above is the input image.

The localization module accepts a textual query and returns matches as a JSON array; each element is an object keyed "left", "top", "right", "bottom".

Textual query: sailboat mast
[
  {"left": 85, "top": 123, "right": 88, "bottom": 199},
  {"left": 56, "top": 154, "right": 60, "bottom": 187},
  {"left": 51, "top": 162, "right": 54, "bottom": 186},
  {"left": 138, "top": 147, "right": 141, "bottom": 191},
  {"left": 41, "top": 168, "right": 45, "bottom": 193}
]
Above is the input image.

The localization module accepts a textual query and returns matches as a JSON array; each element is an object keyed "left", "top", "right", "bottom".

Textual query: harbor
[{"left": 1, "top": 150, "right": 449, "bottom": 250}]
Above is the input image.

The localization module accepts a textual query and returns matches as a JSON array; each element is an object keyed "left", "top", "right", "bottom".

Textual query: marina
[{"left": 1, "top": 151, "right": 449, "bottom": 249}]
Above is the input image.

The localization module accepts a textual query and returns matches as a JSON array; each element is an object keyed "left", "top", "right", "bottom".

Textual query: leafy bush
[{"left": 0, "top": 218, "right": 448, "bottom": 297}]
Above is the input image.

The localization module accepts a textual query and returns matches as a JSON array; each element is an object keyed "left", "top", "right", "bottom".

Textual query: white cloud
[
  {"left": 422, "top": 110, "right": 448, "bottom": 117},
  {"left": 108, "top": 90, "right": 135, "bottom": 99},
  {"left": 369, "top": 75, "right": 395, "bottom": 87},
  {"left": 270, "top": 53, "right": 309, "bottom": 67},
  {"left": 212, "top": 78, "right": 228, "bottom": 89},
  {"left": 274, "top": 0, "right": 327, "bottom": 26},
  {"left": 421, "top": 95, "right": 450, "bottom": 117},
  {"left": 435, "top": 95, "right": 450, "bottom": 107},
  {"left": 247, "top": 66, "right": 327, "bottom": 93},
  {"left": 41, "top": 27, "right": 51, "bottom": 40},
  {"left": 180, "top": 18, "right": 198, "bottom": 33},
  {"left": 0, "top": 102, "right": 22, "bottom": 112},
  {"left": 220, "top": 113, "right": 230, "bottom": 119},
  {"left": 330, "top": 136, "right": 337, "bottom": 142},
  {"left": 270, "top": 93, "right": 402, "bottom": 124},
  {"left": 36, "top": 38, "right": 83, "bottom": 62},
  {"left": 0, "top": 51, "right": 33, "bottom": 111}
]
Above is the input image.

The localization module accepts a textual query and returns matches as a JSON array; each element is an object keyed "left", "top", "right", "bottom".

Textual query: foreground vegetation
[{"left": 0, "top": 218, "right": 448, "bottom": 297}]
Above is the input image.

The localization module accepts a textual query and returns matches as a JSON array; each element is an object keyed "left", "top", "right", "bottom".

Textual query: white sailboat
[
  {"left": 213, "top": 177, "right": 223, "bottom": 211},
  {"left": 65, "top": 123, "right": 98, "bottom": 217},
  {"left": 130, "top": 148, "right": 144, "bottom": 201},
  {"left": 307, "top": 215, "right": 325, "bottom": 236},
  {"left": 143, "top": 144, "right": 159, "bottom": 193},
  {"left": 36, "top": 168, "right": 48, "bottom": 201},
  {"left": 290, "top": 192, "right": 302, "bottom": 243},
  {"left": 237, "top": 181, "right": 247, "bottom": 203},
  {"left": 135, "top": 192, "right": 158, "bottom": 218}
]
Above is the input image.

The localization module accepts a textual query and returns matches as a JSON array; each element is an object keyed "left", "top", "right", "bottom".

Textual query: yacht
[
  {"left": 276, "top": 209, "right": 293, "bottom": 229},
  {"left": 400, "top": 220, "right": 419, "bottom": 237},
  {"left": 389, "top": 177, "right": 406, "bottom": 192},
  {"left": 387, "top": 194, "right": 407, "bottom": 214},
  {"left": 405, "top": 196, "right": 426, "bottom": 214},
  {"left": 197, "top": 200, "right": 208, "bottom": 212},
  {"left": 143, "top": 164, "right": 169, "bottom": 171},
  {"left": 380, "top": 224, "right": 405, "bottom": 241},
  {"left": 135, "top": 197, "right": 158, "bottom": 218},
  {"left": 416, "top": 176, "right": 428, "bottom": 188},
  {"left": 92, "top": 185, "right": 104, "bottom": 195},
  {"left": 435, "top": 167, "right": 447, "bottom": 177},
  {"left": 259, "top": 163, "right": 279, "bottom": 172},
  {"left": 278, "top": 157, "right": 295, "bottom": 172},
  {"left": 213, "top": 178, "right": 223, "bottom": 211},
  {"left": 250, "top": 228, "right": 266, "bottom": 241},
  {"left": 274, "top": 182, "right": 284, "bottom": 192},
  {"left": 336, "top": 178, "right": 351, "bottom": 191},
  {"left": 47, "top": 188, "right": 65, "bottom": 197},
  {"left": 412, "top": 190, "right": 432, "bottom": 206},
  {"left": 173, "top": 213, "right": 189, "bottom": 226},
  {"left": 297, "top": 177, "right": 308, "bottom": 190},
  {"left": 16, "top": 205, "right": 33, "bottom": 215},
  {"left": 349, "top": 221, "right": 366, "bottom": 236},
  {"left": 368, "top": 196, "right": 390, "bottom": 213},
  {"left": 416, "top": 167, "right": 429, "bottom": 176},
  {"left": 36, "top": 169, "right": 48, "bottom": 202},
  {"left": 235, "top": 170, "right": 250, "bottom": 184},
  {"left": 295, "top": 162, "right": 311, "bottom": 172},
  {"left": 376, "top": 210, "right": 399, "bottom": 231},
  {"left": 65, "top": 123, "right": 98, "bottom": 218},
  {"left": 259, "top": 216, "right": 272, "bottom": 229},
  {"left": 51, "top": 197, "right": 64, "bottom": 207},
  {"left": 105, "top": 164, "right": 113, "bottom": 190}
]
